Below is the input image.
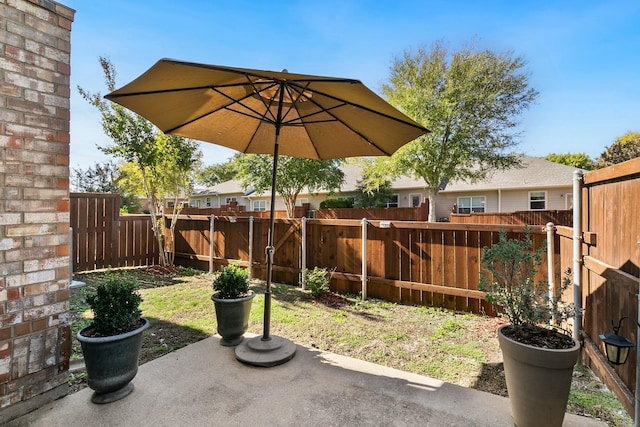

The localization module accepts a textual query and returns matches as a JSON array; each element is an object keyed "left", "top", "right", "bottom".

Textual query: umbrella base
[{"left": 235, "top": 335, "right": 296, "bottom": 367}]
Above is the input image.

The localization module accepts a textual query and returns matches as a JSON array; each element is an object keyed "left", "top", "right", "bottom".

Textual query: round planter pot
[
  {"left": 211, "top": 291, "right": 255, "bottom": 346},
  {"left": 77, "top": 318, "right": 149, "bottom": 404},
  {"left": 498, "top": 325, "right": 580, "bottom": 427}
]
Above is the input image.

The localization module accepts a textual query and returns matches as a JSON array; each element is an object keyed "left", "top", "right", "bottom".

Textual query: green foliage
[
  {"left": 596, "top": 131, "right": 640, "bottom": 168},
  {"left": 354, "top": 178, "right": 393, "bottom": 208},
  {"left": 197, "top": 154, "right": 241, "bottom": 186},
  {"left": 85, "top": 272, "right": 143, "bottom": 336},
  {"left": 545, "top": 153, "right": 594, "bottom": 170},
  {"left": 381, "top": 40, "right": 538, "bottom": 221},
  {"left": 235, "top": 154, "right": 344, "bottom": 218},
  {"left": 320, "top": 198, "right": 354, "bottom": 209},
  {"left": 303, "top": 267, "right": 331, "bottom": 297},
  {"left": 212, "top": 263, "right": 250, "bottom": 299},
  {"left": 479, "top": 230, "right": 575, "bottom": 329}
]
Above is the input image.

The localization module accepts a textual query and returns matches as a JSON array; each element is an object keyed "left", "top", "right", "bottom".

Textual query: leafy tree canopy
[
  {"left": 596, "top": 132, "right": 640, "bottom": 168},
  {"left": 197, "top": 153, "right": 242, "bottom": 186},
  {"left": 544, "top": 153, "right": 594, "bottom": 170},
  {"left": 78, "top": 57, "right": 201, "bottom": 266},
  {"left": 235, "top": 154, "right": 344, "bottom": 218},
  {"left": 378, "top": 40, "right": 538, "bottom": 221},
  {"left": 71, "top": 160, "right": 141, "bottom": 213}
]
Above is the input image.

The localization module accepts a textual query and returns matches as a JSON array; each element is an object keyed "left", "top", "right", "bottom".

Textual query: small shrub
[
  {"left": 85, "top": 272, "right": 143, "bottom": 336},
  {"left": 320, "top": 198, "right": 354, "bottom": 209},
  {"left": 304, "top": 267, "right": 331, "bottom": 297},
  {"left": 212, "top": 263, "right": 249, "bottom": 299}
]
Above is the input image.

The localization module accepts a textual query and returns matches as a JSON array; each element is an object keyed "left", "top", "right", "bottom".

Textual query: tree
[
  {"left": 379, "top": 41, "right": 538, "bottom": 221},
  {"left": 78, "top": 57, "right": 201, "bottom": 266},
  {"left": 235, "top": 155, "right": 344, "bottom": 218},
  {"left": 544, "top": 153, "right": 594, "bottom": 170},
  {"left": 197, "top": 153, "right": 241, "bottom": 186},
  {"left": 71, "top": 161, "right": 141, "bottom": 213},
  {"left": 596, "top": 132, "right": 640, "bottom": 168}
]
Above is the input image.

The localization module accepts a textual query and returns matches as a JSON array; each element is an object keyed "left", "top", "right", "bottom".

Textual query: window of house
[
  {"left": 457, "top": 196, "right": 485, "bottom": 213},
  {"left": 189, "top": 200, "right": 196, "bottom": 207},
  {"left": 386, "top": 194, "right": 399, "bottom": 208},
  {"left": 225, "top": 197, "right": 237, "bottom": 204},
  {"left": 205, "top": 197, "right": 212, "bottom": 207},
  {"left": 253, "top": 200, "right": 266, "bottom": 211},
  {"left": 529, "top": 191, "right": 546, "bottom": 210},
  {"left": 410, "top": 194, "right": 422, "bottom": 208},
  {"left": 296, "top": 198, "right": 309, "bottom": 206}
]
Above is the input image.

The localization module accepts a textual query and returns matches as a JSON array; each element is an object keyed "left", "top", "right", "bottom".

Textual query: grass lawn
[{"left": 71, "top": 266, "right": 631, "bottom": 426}]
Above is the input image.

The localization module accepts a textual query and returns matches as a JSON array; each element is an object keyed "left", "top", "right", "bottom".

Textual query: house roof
[
  {"left": 441, "top": 156, "right": 578, "bottom": 192},
  {"left": 191, "top": 180, "right": 254, "bottom": 197},
  {"left": 190, "top": 155, "right": 577, "bottom": 198}
]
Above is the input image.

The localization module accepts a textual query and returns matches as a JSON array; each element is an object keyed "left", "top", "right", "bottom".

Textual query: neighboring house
[
  {"left": 188, "top": 156, "right": 577, "bottom": 218},
  {"left": 190, "top": 180, "right": 254, "bottom": 209},
  {"left": 436, "top": 156, "right": 577, "bottom": 220}
]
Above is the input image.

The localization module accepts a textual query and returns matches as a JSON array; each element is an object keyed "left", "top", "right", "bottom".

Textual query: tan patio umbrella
[{"left": 105, "top": 58, "right": 428, "bottom": 366}]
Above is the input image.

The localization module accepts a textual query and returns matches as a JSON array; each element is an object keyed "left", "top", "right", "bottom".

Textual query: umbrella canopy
[
  {"left": 104, "top": 59, "right": 427, "bottom": 160},
  {"left": 106, "top": 59, "right": 428, "bottom": 366}
]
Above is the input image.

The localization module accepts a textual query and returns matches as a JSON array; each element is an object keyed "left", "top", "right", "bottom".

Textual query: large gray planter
[
  {"left": 77, "top": 318, "right": 149, "bottom": 404},
  {"left": 212, "top": 291, "right": 254, "bottom": 346},
  {"left": 498, "top": 325, "right": 580, "bottom": 427}
]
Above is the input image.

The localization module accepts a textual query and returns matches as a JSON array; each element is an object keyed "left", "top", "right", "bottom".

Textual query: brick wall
[{"left": 0, "top": 0, "right": 75, "bottom": 421}]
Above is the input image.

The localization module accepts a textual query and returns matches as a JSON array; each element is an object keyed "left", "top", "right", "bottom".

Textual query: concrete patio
[{"left": 7, "top": 334, "right": 605, "bottom": 426}]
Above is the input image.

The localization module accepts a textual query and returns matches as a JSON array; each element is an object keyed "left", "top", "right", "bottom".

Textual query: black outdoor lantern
[{"left": 599, "top": 317, "right": 637, "bottom": 365}]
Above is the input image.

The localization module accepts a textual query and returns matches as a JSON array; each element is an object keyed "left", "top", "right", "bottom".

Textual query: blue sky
[{"left": 63, "top": 0, "right": 640, "bottom": 169}]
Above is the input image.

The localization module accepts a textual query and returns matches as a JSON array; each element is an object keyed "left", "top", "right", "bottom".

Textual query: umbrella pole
[
  {"left": 235, "top": 88, "right": 296, "bottom": 366},
  {"left": 262, "top": 137, "right": 279, "bottom": 340}
]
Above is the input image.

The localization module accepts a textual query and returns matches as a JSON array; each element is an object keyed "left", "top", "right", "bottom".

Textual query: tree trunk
[{"left": 427, "top": 188, "right": 438, "bottom": 222}]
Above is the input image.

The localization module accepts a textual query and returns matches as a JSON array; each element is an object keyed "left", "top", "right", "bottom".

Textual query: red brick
[
  {"left": 55, "top": 289, "right": 69, "bottom": 302},
  {"left": 58, "top": 16, "right": 72, "bottom": 31},
  {"left": 57, "top": 62, "right": 70, "bottom": 75},
  {"left": 55, "top": 131, "right": 69, "bottom": 143},
  {"left": 56, "top": 177, "right": 68, "bottom": 188},
  {"left": 0, "top": 328, "right": 11, "bottom": 341},
  {"left": 7, "top": 288, "right": 20, "bottom": 301},
  {"left": 14, "top": 323, "right": 31, "bottom": 337},
  {"left": 32, "top": 318, "right": 46, "bottom": 332},
  {"left": 55, "top": 244, "right": 68, "bottom": 256}
]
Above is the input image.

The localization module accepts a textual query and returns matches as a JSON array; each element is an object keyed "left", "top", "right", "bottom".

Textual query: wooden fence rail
[
  {"left": 169, "top": 215, "right": 555, "bottom": 316},
  {"left": 450, "top": 210, "right": 573, "bottom": 226}
]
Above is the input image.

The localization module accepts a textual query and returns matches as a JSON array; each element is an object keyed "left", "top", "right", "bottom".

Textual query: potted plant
[
  {"left": 480, "top": 229, "right": 580, "bottom": 427},
  {"left": 211, "top": 263, "right": 255, "bottom": 346},
  {"left": 76, "top": 271, "right": 149, "bottom": 404}
]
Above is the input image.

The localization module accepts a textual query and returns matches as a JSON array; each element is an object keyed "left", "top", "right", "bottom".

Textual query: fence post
[
  {"left": 301, "top": 217, "right": 307, "bottom": 290},
  {"left": 209, "top": 215, "right": 215, "bottom": 274},
  {"left": 546, "top": 222, "right": 556, "bottom": 317},
  {"left": 68, "top": 226, "right": 73, "bottom": 285},
  {"left": 572, "top": 170, "right": 583, "bottom": 342},
  {"left": 361, "top": 218, "right": 367, "bottom": 300},
  {"left": 248, "top": 216, "right": 254, "bottom": 280}
]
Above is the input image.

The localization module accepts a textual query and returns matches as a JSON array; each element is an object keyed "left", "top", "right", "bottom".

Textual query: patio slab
[{"left": 7, "top": 334, "right": 605, "bottom": 426}]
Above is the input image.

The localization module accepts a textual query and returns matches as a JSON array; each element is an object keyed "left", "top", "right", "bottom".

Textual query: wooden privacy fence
[
  {"left": 573, "top": 158, "right": 640, "bottom": 417},
  {"left": 450, "top": 210, "right": 573, "bottom": 226},
  {"left": 70, "top": 193, "right": 159, "bottom": 271},
  {"left": 169, "top": 215, "right": 556, "bottom": 316},
  {"left": 314, "top": 204, "right": 429, "bottom": 221}
]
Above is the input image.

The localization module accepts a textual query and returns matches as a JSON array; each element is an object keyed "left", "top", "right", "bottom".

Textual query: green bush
[
  {"left": 212, "top": 263, "right": 249, "bottom": 299},
  {"left": 85, "top": 272, "right": 143, "bottom": 336},
  {"left": 479, "top": 229, "right": 576, "bottom": 329},
  {"left": 319, "top": 198, "right": 353, "bottom": 209},
  {"left": 304, "top": 267, "right": 330, "bottom": 297}
]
